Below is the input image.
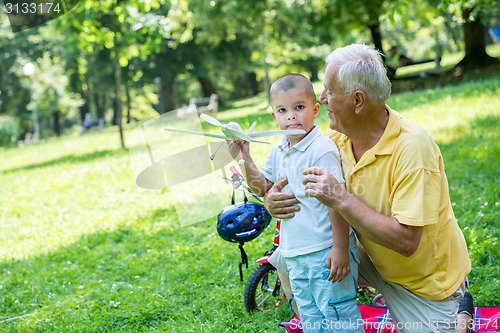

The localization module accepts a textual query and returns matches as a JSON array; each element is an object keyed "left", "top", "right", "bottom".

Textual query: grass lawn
[{"left": 0, "top": 65, "right": 499, "bottom": 332}]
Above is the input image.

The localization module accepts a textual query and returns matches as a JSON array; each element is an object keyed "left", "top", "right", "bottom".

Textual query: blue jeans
[{"left": 285, "top": 233, "right": 364, "bottom": 333}]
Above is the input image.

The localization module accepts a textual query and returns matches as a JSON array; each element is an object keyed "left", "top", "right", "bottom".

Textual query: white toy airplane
[{"left": 164, "top": 113, "right": 306, "bottom": 144}]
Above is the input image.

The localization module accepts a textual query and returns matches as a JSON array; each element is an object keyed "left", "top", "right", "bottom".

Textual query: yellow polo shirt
[{"left": 327, "top": 107, "right": 471, "bottom": 300}]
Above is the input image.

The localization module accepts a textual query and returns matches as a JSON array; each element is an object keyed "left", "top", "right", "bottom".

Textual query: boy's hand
[
  {"left": 326, "top": 247, "right": 350, "bottom": 283},
  {"left": 227, "top": 140, "right": 250, "bottom": 161}
]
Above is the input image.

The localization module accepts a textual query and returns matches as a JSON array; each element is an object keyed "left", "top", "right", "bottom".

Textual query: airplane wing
[
  {"left": 249, "top": 138, "right": 271, "bottom": 144},
  {"left": 164, "top": 128, "right": 226, "bottom": 140},
  {"left": 249, "top": 129, "right": 306, "bottom": 139},
  {"left": 224, "top": 128, "right": 254, "bottom": 142},
  {"left": 200, "top": 113, "right": 223, "bottom": 127}
]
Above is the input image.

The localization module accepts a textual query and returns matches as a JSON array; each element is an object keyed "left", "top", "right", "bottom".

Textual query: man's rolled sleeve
[{"left": 391, "top": 168, "right": 441, "bottom": 227}]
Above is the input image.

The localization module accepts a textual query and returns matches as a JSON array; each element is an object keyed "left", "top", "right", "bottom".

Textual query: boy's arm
[
  {"left": 305, "top": 142, "right": 350, "bottom": 282},
  {"left": 326, "top": 208, "right": 351, "bottom": 283},
  {"left": 228, "top": 140, "right": 273, "bottom": 197}
]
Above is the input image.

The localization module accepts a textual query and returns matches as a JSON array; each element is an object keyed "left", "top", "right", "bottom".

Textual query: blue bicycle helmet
[{"left": 217, "top": 202, "right": 272, "bottom": 243}]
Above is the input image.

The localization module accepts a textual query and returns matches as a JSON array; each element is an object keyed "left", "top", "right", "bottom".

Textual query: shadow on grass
[
  {"left": 1, "top": 149, "right": 127, "bottom": 175},
  {"left": 437, "top": 114, "right": 500, "bottom": 305},
  {"left": 389, "top": 66, "right": 500, "bottom": 111},
  {"left": 441, "top": 114, "right": 500, "bottom": 181},
  {"left": 0, "top": 207, "right": 264, "bottom": 332},
  {"left": 392, "top": 63, "right": 500, "bottom": 94}
]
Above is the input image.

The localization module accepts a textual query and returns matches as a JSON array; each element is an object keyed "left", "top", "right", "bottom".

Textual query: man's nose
[{"left": 320, "top": 90, "right": 327, "bottom": 104}]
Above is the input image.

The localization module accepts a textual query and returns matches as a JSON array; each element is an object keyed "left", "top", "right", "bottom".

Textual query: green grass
[{"left": 1, "top": 66, "right": 499, "bottom": 332}]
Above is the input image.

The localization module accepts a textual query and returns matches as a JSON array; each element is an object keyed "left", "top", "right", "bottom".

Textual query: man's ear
[{"left": 353, "top": 90, "right": 366, "bottom": 114}]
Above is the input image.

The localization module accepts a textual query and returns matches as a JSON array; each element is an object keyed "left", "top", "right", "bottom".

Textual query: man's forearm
[{"left": 335, "top": 189, "right": 422, "bottom": 257}]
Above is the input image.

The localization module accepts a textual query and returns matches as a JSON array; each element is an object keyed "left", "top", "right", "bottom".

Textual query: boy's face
[{"left": 271, "top": 88, "right": 319, "bottom": 145}]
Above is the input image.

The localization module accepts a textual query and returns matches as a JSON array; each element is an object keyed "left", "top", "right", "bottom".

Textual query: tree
[
  {"left": 186, "top": 0, "right": 271, "bottom": 99},
  {"left": 58, "top": 0, "right": 169, "bottom": 147},
  {"left": 457, "top": 5, "right": 500, "bottom": 67},
  {"left": 433, "top": 0, "right": 499, "bottom": 68},
  {"left": 0, "top": 16, "right": 81, "bottom": 140}
]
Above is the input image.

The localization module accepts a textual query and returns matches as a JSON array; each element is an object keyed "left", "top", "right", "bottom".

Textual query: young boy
[{"left": 229, "top": 74, "right": 363, "bottom": 333}]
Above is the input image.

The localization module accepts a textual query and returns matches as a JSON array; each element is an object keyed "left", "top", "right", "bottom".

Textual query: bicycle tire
[{"left": 244, "top": 263, "right": 282, "bottom": 312}]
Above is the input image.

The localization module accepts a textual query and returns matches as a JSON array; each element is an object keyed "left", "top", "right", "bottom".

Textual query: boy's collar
[{"left": 278, "top": 125, "right": 320, "bottom": 152}]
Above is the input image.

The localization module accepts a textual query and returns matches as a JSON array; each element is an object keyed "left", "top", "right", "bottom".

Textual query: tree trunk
[
  {"left": 126, "top": 85, "right": 131, "bottom": 124},
  {"left": 31, "top": 101, "right": 40, "bottom": 141},
  {"left": 260, "top": 43, "right": 271, "bottom": 106},
  {"left": 247, "top": 71, "right": 259, "bottom": 96},
  {"left": 309, "top": 64, "right": 319, "bottom": 82},
  {"left": 111, "top": 97, "right": 117, "bottom": 126},
  {"left": 113, "top": 45, "right": 125, "bottom": 149},
  {"left": 368, "top": 22, "right": 384, "bottom": 55},
  {"left": 53, "top": 110, "right": 62, "bottom": 136},
  {"left": 79, "top": 86, "right": 89, "bottom": 123},
  {"left": 197, "top": 76, "right": 217, "bottom": 97},
  {"left": 94, "top": 89, "right": 105, "bottom": 120},
  {"left": 158, "top": 72, "right": 176, "bottom": 113},
  {"left": 457, "top": 8, "right": 500, "bottom": 68}
]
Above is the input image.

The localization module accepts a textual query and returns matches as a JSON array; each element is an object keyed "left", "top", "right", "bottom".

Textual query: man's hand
[
  {"left": 303, "top": 166, "right": 344, "bottom": 209},
  {"left": 264, "top": 178, "right": 300, "bottom": 219}
]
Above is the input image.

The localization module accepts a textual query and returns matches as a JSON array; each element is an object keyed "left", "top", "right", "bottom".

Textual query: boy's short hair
[{"left": 270, "top": 73, "right": 316, "bottom": 104}]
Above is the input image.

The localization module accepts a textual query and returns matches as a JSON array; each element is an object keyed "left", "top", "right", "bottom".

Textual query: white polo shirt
[{"left": 261, "top": 125, "right": 345, "bottom": 258}]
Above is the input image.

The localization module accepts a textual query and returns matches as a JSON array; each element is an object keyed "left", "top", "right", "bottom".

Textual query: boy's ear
[
  {"left": 271, "top": 112, "right": 276, "bottom": 120},
  {"left": 313, "top": 102, "right": 320, "bottom": 118}
]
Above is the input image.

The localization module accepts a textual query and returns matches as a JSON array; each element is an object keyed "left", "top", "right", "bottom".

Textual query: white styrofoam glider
[{"left": 164, "top": 113, "right": 306, "bottom": 145}]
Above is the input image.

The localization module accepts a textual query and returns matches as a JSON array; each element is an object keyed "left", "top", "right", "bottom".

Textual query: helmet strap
[
  {"left": 229, "top": 185, "right": 249, "bottom": 281},
  {"left": 243, "top": 188, "right": 248, "bottom": 203},
  {"left": 238, "top": 242, "right": 248, "bottom": 282},
  {"left": 230, "top": 187, "right": 248, "bottom": 205}
]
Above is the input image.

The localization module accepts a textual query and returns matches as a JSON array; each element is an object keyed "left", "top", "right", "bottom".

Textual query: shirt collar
[
  {"left": 338, "top": 105, "right": 400, "bottom": 157},
  {"left": 278, "top": 125, "right": 321, "bottom": 152},
  {"left": 372, "top": 105, "right": 400, "bottom": 156}
]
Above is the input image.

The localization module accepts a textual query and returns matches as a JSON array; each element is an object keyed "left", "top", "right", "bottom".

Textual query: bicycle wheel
[{"left": 244, "top": 263, "right": 282, "bottom": 312}]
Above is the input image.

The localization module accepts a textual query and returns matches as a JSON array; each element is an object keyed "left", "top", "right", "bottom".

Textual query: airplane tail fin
[{"left": 246, "top": 122, "right": 257, "bottom": 135}]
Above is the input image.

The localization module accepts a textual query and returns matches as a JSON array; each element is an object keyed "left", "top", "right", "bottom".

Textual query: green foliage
[
  {"left": 24, "top": 54, "right": 83, "bottom": 133},
  {"left": 438, "top": 0, "right": 500, "bottom": 20},
  {"left": 0, "top": 115, "right": 19, "bottom": 146}
]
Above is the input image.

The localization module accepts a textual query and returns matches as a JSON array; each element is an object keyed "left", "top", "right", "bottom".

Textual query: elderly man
[{"left": 267, "top": 44, "right": 471, "bottom": 333}]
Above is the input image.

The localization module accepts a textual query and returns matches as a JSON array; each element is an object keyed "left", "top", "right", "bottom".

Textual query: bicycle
[{"left": 243, "top": 222, "right": 284, "bottom": 312}]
